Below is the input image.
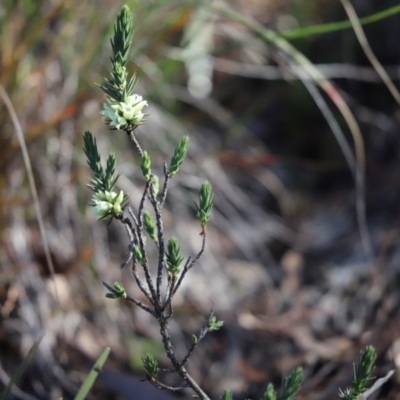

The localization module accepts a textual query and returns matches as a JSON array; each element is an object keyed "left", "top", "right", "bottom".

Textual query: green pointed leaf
[
  {"left": 169, "top": 136, "right": 189, "bottom": 176},
  {"left": 73, "top": 348, "right": 110, "bottom": 400},
  {"left": 0, "top": 335, "right": 43, "bottom": 400}
]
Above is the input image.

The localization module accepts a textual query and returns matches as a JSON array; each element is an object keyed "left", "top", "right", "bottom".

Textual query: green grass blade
[
  {"left": 73, "top": 347, "right": 110, "bottom": 400},
  {"left": 0, "top": 334, "right": 44, "bottom": 400},
  {"left": 281, "top": 4, "right": 400, "bottom": 40},
  {"left": 209, "top": 3, "right": 372, "bottom": 259}
]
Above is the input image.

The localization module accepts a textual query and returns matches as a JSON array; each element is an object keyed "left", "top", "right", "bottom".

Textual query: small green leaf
[
  {"left": 169, "top": 136, "right": 189, "bottom": 176},
  {"left": 141, "top": 151, "right": 152, "bottom": 181},
  {"left": 142, "top": 353, "right": 158, "bottom": 379},
  {"left": 208, "top": 315, "right": 223, "bottom": 332},
  {"left": 166, "top": 237, "right": 184, "bottom": 275},
  {"left": 195, "top": 181, "right": 213, "bottom": 227},
  {"left": 221, "top": 389, "right": 233, "bottom": 400},
  {"left": 338, "top": 345, "right": 376, "bottom": 400},
  {"left": 151, "top": 175, "right": 159, "bottom": 196},
  {"left": 83, "top": 131, "right": 104, "bottom": 188},
  {"left": 105, "top": 282, "right": 127, "bottom": 299},
  {"left": 263, "top": 383, "right": 277, "bottom": 400},
  {"left": 133, "top": 245, "right": 144, "bottom": 265},
  {"left": 143, "top": 211, "right": 157, "bottom": 241},
  {"left": 104, "top": 153, "right": 117, "bottom": 191},
  {"left": 280, "top": 367, "right": 303, "bottom": 400}
]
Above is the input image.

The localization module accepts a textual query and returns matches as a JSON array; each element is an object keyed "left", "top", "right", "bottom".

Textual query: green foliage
[
  {"left": 338, "top": 345, "right": 376, "bottom": 400},
  {"left": 281, "top": 4, "right": 400, "bottom": 40},
  {"left": 77, "top": 4, "right": 389, "bottom": 400},
  {"left": 127, "top": 337, "right": 164, "bottom": 372},
  {"left": 83, "top": 130, "right": 103, "bottom": 187},
  {"left": 141, "top": 151, "right": 152, "bottom": 181},
  {"left": 83, "top": 131, "right": 128, "bottom": 219},
  {"left": 99, "top": 5, "right": 147, "bottom": 131},
  {"left": 195, "top": 181, "right": 213, "bottom": 227},
  {"left": 100, "top": 5, "right": 135, "bottom": 102},
  {"left": 144, "top": 210, "right": 157, "bottom": 241},
  {"left": 83, "top": 131, "right": 122, "bottom": 195},
  {"left": 105, "top": 282, "right": 127, "bottom": 299},
  {"left": 263, "top": 384, "right": 277, "bottom": 400},
  {"left": 104, "top": 153, "right": 118, "bottom": 190},
  {"left": 169, "top": 136, "right": 189, "bottom": 176},
  {"left": 166, "top": 237, "right": 184, "bottom": 275},
  {"left": 208, "top": 315, "right": 223, "bottom": 332},
  {"left": 151, "top": 175, "right": 159, "bottom": 196},
  {"left": 142, "top": 353, "right": 158, "bottom": 379},
  {"left": 221, "top": 390, "right": 233, "bottom": 400},
  {"left": 262, "top": 367, "right": 302, "bottom": 400},
  {"left": 280, "top": 367, "right": 303, "bottom": 400},
  {"left": 133, "top": 244, "right": 144, "bottom": 265}
]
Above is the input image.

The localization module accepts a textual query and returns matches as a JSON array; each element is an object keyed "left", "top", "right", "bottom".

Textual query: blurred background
[{"left": 2, "top": 0, "right": 400, "bottom": 399}]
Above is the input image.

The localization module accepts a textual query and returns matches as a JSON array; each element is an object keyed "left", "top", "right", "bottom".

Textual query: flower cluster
[
  {"left": 92, "top": 190, "right": 125, "bottom": 220},
  {"left": 101, "top": 94, "right": 148, "bottom": 130}
]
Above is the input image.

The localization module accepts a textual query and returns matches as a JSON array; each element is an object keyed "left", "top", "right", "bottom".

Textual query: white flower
[
  {"left": 92, "top": 190, "right": 125, "bottom": 219},
  {"left": 101, "top": 94, "right": 148, "bottom": 130},
  {"left": 93, "top": 201, "right": 113, "bottom": 220}
]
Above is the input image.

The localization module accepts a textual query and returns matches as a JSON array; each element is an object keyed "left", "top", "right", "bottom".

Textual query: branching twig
[
  {"left": 136, "top": 181, "right": 159, "bottom": 306},
  {"left": 172, "top": 234, "right": 206, "bottom": 298},
  {"left": 148, "top": 379, "right": 189, "bottom": 392},
  {"left": 158, "top": 317, "right": 211, "bottom": 399},
  {"left": 127, "top": 207, "right": 139, "bottom": 227},
  {"left": 85, "top": 7, "right": 216, "bottom": 399},
  {"left": 179, "top": 310, "right": 215, "bottom": 368},
  {"left": 129, "top": 261, "right": 153, "bottom": 301},
  {"left": 148, "top": 182, "right": 167, "bottom": 303},
  {"left": 102, "top": 282, "right": 156, "bottom": 318}
]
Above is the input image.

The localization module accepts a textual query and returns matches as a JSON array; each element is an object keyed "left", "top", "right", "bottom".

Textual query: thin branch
[
  {"left": 102, "top": 282, "right": 157, "bottom": 318},
  {"left": 127, "top": 206, "right": 139, "bottom": 227},
  {"left": 148, "top": 181, "right": 166, "bottom": 303},
  {"left": 137, "top": 181, "right": 159, "bottom": 306},
  {"left": 163, "top": 273, "right": 179, "bottom": 312},
  {"left": 148, "top": 378, "right": 189, "bottom": 392},
  {"left": 119, "top": 217, "right": 153, "bottom": 301},
  {"left": 125, "top": 295, "right": 157, "bottom": 317},
  {"left": 158, "top": 367, "right": 176, "bottom": 373},
  {"left": 120, "top": 242, "right": 134, "bottom": 269},
  {"left": 119, "top": 216, "right": 135, "bottom": 241},
  {"left": 167, "top": 256, "right": 192, "bottom": 306},
  {"left": 178, "top": 233, "right": 206, "bottom": 287},
  {"left": 179, "top": 310, "right": 214, "bottom": 368},
  {"left": 186, "top": 233, "right": 207, "bottom": 271},
  {"left": 160, "top": 162, "right": 170, "bottom": 208},
  {"left": 127, "top": 130, "right": 143, "bottom": 157},
  {"left": 129, "top": 261, "right": 154, "bottom": 303},
  {"left": 158, "top": 317, "right": 211, "bottom": 399}
]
